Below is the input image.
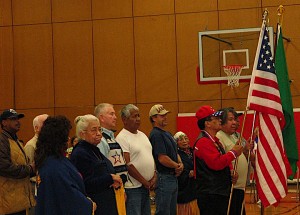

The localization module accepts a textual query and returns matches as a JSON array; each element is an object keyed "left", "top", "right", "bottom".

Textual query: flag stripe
[
  {"left": 260, "top": 115, "right": 287, "bottom": 185},
  {"left": 247, "top": 20, "right": 290, "bottom": 207},
  {"left": 254, "top": 76, "right": 279, "bottom": 91},
  {"left": 249, "top": 103, "right": 284, "bottom": 120},
  {"left": 256, "top": 114, "right": 287, "bottom": 206},
  {"left": 252, "top": 89, "right": 281, "bottom": 104}
]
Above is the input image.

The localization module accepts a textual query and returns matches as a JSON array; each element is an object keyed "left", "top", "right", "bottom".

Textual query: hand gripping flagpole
[{"left": 227, "top": 108, "right": 248, "bottom": 215}]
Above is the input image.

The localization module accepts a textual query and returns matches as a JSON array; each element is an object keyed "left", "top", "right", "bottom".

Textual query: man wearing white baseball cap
[{"left": 149, "top": 104, "right": 183, "bottom": 215}]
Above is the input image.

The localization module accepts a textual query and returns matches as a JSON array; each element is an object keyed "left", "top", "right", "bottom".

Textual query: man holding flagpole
[{"left": 193, "top": 105, "right": 243, "bottom": 215}]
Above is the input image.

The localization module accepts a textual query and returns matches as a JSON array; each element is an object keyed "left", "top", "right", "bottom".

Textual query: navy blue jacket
[
  {"left": 177, "top": 148, "right": 199, "bottom": 203},
  {"left": 35, "top": 156, "right": 92, "bottom": 215},
  {"left": 71, "top": 140, "right": 118, "bottom": 215}
]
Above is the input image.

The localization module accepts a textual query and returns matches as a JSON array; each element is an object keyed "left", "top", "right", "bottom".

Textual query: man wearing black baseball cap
[
  {"left": 0, "top": 109, "right": 35, "bottom": 215},
  {"left": 193, "top": 105, "right": 243, "bottom": 215}
]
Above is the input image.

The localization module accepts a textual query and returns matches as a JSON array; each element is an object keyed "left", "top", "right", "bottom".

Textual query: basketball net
[{"left": 223, "top": 65, "right": 243, "bottom": 87}]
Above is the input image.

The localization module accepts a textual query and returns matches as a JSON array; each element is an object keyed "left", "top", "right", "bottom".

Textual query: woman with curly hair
[{"left": 34, "top": 115, "right": 96, "bottom": 215}]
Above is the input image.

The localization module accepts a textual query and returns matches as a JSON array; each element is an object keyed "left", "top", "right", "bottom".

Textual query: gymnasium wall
[{"left": 0, "top": 0, "right": 300, "bottom": 142}]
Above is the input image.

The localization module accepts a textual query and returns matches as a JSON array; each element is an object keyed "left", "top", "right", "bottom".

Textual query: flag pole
[
  {"left": 274, "top": 6, "right": 284, "bottom": 57},
  {"left": 227, "top": 108, "right": 248, "bottom": 215},
  {"left": 277, "top": 5, "right": 284, "bottom": 27},
  {"left": 240, "top": 111, "right": 257, "bottom": 215}
]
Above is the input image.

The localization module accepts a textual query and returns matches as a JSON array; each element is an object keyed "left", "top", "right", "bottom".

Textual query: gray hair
[
  {"left": 219, "top": 107, "right": 235, "bottom": 125},
  {"left": 74, "top": 114, "right": 99, "bottom": 138},
  {"left": 33, "top": 114, "right": 49, "bottom": 129},
  {"left": 94, "top": 103, "right": 113, "bottom": 118},
  {"left": 120, "top": 104, "right": 139, "bottom": 119}
]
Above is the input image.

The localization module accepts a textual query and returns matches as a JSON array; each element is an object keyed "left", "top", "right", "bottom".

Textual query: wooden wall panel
[
  {"left": 4, "top": 0, "right": 300, "bottom": 139},
  {"left": 178, "top": 100, "right": 221, "bottom": 113},
  {"left": 135, "top": 15, "right": 177, "bottom": 103},
  {"left": 262, "top": 0, "right": 300, "bottom": 7},
  {"left": 219, "top": 8, "right": 262, "bottom": 30},
  {"left": 55, "top": 106, "right": 95, "bottom": 137},
  {"left": 53, "top": 21, "right": 94, "bottom": 107},
  {"left": 92, "top": 0, "right": 132, "bottom": 19},
  {"left": 0, "top": 27, "right": 14, "bottom": 109},
  {"left": 12, "top": 0, "right": 51, "bottom": 25},
  {"left": 137, "top": 102, "right": 178, "bottom": 136},
  {"left": 14, "top": 24, "right": 54, "bottom": 109},
  {"left": 93, "top": 18, "right": 135, "bottom": 105},
  {"left": 293, "top": 97, "right": 300, "bottom": 108},
  {"left": 133, "top": 0, "right": 174, "bottom": 16},
  {"left": 0, "top": 0, "right": 12, "bottom": 26},
  {"left": 176, "top": 12, "right": 220, "bottom": 101},
  {"left": 175, "top": 0, "right": 217, "bottom": 13},
  {"left": 52, "top": 0, "right": 91, "bottom": 22},
  {"left": 18, "top": 108, "right": 54, "bottom": 143},
  {"left": 218, "top": 0, "right": 261, "bottom": 10},
  {"left": 221, "top": 98, "right": 248, "bottom": 111}
]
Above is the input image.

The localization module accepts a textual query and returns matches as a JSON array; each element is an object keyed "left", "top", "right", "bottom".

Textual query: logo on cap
[{"left": 149, "top": 104, "right": 170, "bottom": 117}]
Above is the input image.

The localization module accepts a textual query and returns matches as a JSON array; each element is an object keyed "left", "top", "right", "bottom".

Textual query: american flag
[{"left": 247, "top": 20, "right": 291, "bottom": 207}]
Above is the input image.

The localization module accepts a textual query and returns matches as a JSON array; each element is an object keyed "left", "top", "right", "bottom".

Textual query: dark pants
[
  {"left": 6, "top": 210, "right": 26, "bottom": 215},
  {"left": 229, "top": 189, "right": 246, "bottom": 215},
  {"left": 198, "top": 193, "right": 229, "bottom": 215}
]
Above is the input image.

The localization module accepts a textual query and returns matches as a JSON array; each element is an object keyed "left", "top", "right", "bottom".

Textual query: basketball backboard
[{"left": 197, "top": 27, "right": 274, "bottom": 84}]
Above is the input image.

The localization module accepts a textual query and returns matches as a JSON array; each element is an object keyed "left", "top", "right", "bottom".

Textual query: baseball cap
[
  {"left": 195, "top": 105, "right": 223, "bottom": 120},
  {"left": 0, "top": 109, "right": 25, "bottom": 121},
  {"left": 149, "top": 104, "right": 170, "bottom": 117}
]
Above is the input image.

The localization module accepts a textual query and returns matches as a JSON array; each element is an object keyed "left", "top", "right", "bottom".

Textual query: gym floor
[{"left": 150, "top": 183, "right": 300, "bottom": 215}]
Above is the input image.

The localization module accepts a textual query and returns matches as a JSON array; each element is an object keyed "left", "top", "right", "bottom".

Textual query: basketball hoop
[{"left": 223, "top": 65, "right": 244, "bottom": 87}]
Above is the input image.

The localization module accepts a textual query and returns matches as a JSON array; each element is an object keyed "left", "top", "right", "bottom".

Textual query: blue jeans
[
  {"left": 155, "top": 173, "right": 178, "bottom": 215},
  {"left": 125, "top": 186, "right": 151, "bottom": 215}
]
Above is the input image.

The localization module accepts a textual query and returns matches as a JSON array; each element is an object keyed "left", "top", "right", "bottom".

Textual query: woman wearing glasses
[{"left": 71, "top": 114, "right": 122, "bottom": 215}]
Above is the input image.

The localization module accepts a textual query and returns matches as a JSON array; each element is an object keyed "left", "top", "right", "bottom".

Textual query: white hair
[
  {"left": 33, "top": 114, "right": 49, "bottom": 131},
  {"left": 74, "top": 114, "right": 99, "bottom": 138},
  {"left": 173, "top": 131, "right": 187, "bottom": 141},
  {"left": 94, "top": 103, "right": 113, "bottom": 118}
]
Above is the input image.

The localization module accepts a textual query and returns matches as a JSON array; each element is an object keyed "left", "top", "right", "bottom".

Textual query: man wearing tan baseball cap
[{"left": 149, "top": 104, "right": 183, "bottom": 215}]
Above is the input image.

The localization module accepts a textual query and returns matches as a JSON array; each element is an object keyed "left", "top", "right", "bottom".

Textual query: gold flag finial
[
  {"left": 277, "top": 5, "right": 284, "bottom": 26},
  {"left": 262, "top": 9, "right": 269, "bottom": 26}
]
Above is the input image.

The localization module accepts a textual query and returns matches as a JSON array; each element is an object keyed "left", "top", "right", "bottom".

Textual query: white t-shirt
[{"left": 116, "top": 129, "right": 155, "bottom": 188}]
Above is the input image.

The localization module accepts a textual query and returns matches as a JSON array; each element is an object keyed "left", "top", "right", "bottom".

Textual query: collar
[
  {"left": 101, "top": 127, "right": 115, "bottom": 139},
  {"left": 202, "top": 130, "right": 219, "bottom": 143},
  {"left": 2, "top": 129, "right": 18, "bottom": 141}
]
